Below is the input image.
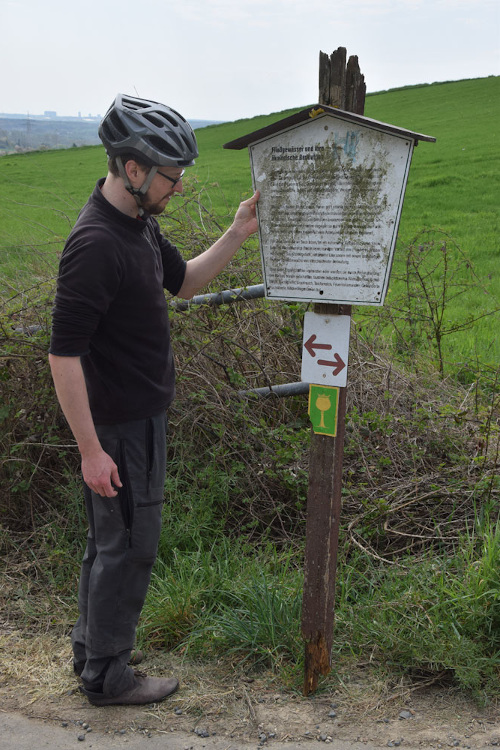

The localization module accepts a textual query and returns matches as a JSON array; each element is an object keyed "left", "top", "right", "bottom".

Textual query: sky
[{"left": 1, "top": 0, "right": 499, "bottom": 122}]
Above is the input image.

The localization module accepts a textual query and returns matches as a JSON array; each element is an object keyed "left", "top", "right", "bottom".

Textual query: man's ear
[{"left": 124, "top": 159, "right": 147, "bottom": 184}]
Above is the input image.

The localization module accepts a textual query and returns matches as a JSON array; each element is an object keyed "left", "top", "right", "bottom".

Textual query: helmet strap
[{"left": 116, "top": 156, "right": 158, "bottom": 216}]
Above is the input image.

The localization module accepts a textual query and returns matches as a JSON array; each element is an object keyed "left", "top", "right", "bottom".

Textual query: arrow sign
[
  {"left": 304, "top": 335, "right": 346, "bottom": 377},
  {"left": 317, "top": 353, "right": 346, "bottom": 377},
  {"left": 304, "top": 335, "right": 332, "bottom": 358},
  {"left": 301, "top": 312, "right": 351, "bottom": 387}
]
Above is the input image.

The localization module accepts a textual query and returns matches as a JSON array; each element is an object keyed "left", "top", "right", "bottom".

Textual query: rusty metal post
[{"left": 301, "top": 48, "right": 365, "bottom": 696}]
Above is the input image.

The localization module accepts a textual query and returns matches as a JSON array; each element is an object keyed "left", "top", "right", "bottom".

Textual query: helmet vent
[
  {"left": 145, "top": 135, "right": 179, "bottom": 158},
  {"left": 162, "top": 113, "right": 181, "bottom": 129},
  {"left": 123, "top": 97, "right": 149, "bottom": 111},
  {"left": 144, "top": 113, "right": 168, "bottom": 129},
  {"left": 109, "top": 111, "right": 129, "bottom": 139}
]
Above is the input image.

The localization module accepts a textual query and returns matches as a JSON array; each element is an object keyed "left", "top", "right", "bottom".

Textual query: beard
[{"left": 140, "top": 192, "right": 171, "bottom": 216}]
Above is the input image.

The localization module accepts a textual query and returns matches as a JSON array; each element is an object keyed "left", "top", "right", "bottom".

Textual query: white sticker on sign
[{"left": 301, "top": 312, "right": 351, "bottom": 387}]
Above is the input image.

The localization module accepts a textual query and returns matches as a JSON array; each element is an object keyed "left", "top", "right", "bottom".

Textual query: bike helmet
[{"left": 99, "top": 93, "right": 198, "bottom": 167}]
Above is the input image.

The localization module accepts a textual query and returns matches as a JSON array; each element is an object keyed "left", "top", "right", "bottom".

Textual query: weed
[{"left": 369, "top": 230, "right": 498, "bottom": 377}]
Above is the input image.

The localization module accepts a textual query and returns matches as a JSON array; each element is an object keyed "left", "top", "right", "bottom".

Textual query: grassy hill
[{"left": 0, "top": 77, "right": 498, "bottom": 363}]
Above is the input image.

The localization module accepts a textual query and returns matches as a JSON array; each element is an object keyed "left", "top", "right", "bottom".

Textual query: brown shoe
[{"left": 83, "top": 671, "right": 179, "bottom": 706}]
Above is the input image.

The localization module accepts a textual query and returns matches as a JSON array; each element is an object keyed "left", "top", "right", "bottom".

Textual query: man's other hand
[{"left": 82, "top": 449, "right": 123, "bottom": 497}]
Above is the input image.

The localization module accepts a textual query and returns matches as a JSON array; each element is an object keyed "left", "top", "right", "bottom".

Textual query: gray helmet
[{"left": 99, "top": 94, "right": 198, "bottom": 167}]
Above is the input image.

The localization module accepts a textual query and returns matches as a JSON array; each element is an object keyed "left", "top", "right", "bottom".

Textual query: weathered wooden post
[
  {"left": 222, "top": 48, "right": 434, "bottom": 697},
  {"left": 301, "top": 47, "right": 366, "bottom": 696}
]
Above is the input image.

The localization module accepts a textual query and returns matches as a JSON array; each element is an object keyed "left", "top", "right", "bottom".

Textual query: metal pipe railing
[
  {"left": 236, "top": 381, "right": 309, "bottom": 399},
  {"left": 172, "top": 284, "right": 265, "bottom": 311},
  {"left": 172, "top": 283, "right": 307, "bottom": 399}
]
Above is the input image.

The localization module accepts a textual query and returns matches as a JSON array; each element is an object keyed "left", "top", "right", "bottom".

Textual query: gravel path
[{"left": 0, "top": 710, "right": 413, "bottom": 750}]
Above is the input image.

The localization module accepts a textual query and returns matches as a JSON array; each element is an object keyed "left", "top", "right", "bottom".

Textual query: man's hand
[
  {"left": 82, "top": 449, "right": 123, "bottom": 498},
  {"left": 231, "top": 190, "right": 260, "bottom": 240},
  {"left": 48, "top": 354, "right": 123, "bottom": 498},
  {"left": 176, "top": 190, "right": 260, "bottom": 300}
]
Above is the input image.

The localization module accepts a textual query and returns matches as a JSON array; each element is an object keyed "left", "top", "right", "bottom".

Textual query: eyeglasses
[{"left": 156, "top": 169, "right": 185, "bottom": 188}]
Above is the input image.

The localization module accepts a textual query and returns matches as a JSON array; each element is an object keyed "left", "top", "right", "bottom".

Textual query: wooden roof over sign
[{"left": 223, "top": 104, "right": 436, "bottom": 150}]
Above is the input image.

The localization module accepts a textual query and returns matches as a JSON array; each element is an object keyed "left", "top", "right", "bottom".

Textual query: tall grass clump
[
  {"left": 333, "top": 520, "right": 500, "bottom": 700},
  {"left": 137, "top": 518, "right": 500, "bottom": 699},
  {"left": 139, "top": 542, "right": 304, "bottom": 676}
]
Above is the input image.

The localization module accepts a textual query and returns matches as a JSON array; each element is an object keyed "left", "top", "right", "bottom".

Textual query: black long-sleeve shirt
[{"left": 50, "top": 179, "right": 186, "bottom": 425}]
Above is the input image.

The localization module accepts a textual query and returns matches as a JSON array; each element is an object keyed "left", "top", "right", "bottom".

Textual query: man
[{"left": 49, "top": 94, "right": 259, "bottom": 706}]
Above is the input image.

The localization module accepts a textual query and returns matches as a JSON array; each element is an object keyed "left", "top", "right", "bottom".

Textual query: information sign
[{"left": 249, "top": 111, "right": 414, "bottom": 306}]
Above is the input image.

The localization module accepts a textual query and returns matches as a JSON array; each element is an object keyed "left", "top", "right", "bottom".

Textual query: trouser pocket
[{"left": 118, "top": 439, "right": 134, "bottom": 533}]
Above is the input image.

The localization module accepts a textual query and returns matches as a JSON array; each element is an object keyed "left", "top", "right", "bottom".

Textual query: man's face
[{"left": 141, "top": 166, "right": 185, "bottom": 215}]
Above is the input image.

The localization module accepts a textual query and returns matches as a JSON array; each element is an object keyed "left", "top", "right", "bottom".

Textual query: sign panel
[
  {"left": 249, "top": 112, "right": 414, "bottom": 306},
  {"left": 301, "top": 312, "right": 351, "bottom": 387},
  {"left": 308, "top": 385, "right": 339, "bottom": 437}
]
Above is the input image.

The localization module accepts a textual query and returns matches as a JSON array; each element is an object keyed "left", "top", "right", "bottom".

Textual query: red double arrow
[{"left": 304, "top": 335, "right": 346, "bottom": 377}]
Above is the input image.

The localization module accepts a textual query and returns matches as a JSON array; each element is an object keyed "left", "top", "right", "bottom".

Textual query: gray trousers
[{"left": 71, "top": 412, "right": 167, "bottom": 696}]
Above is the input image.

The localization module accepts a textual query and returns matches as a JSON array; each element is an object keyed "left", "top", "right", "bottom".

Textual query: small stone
[
  {"left": 194, "top": 728, "right": 209, "bottom": 738},
  {"left": 320, "top": 734, "right": 328, "bottom": 742},
  {"left": 174, "top": 708, "right": 183, "bottom": 715},
  {"left": 61, "top": 722, "right": 68, "bottom": 728},
  {"left": 328, "top": 710, "right": 337, "bottom": 718},
  {"left": 399, "top": 710, "right": 413, "bottom": 720},
  {"left": 77, "top": 735, "right": 86, "bottom": 742}
]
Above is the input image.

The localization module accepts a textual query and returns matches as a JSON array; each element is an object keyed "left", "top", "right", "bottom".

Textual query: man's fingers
[
  {"left": 86, "top": 468, "right": 120, "bottom": 497},
  {"left": 242, "top": 190, "right": 260, "bottom": 206},
  {"left": 86, "top": 480, "right": 118, "bottom": 498},
  {"left": 111, "top": 466, "right": 123, "bottom": 489}
]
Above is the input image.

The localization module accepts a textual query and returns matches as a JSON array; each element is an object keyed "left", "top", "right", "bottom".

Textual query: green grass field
[{"left": 0, "top": 77, "right": 498, "bottom": 363}]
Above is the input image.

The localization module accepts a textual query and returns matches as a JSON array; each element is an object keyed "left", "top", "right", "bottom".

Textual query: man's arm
[
  {"left": 176, "top": 191, "right": 259, "bottom": 300},
  {"left": 48, "top": 354, "right": 122, "bottom": 498}
]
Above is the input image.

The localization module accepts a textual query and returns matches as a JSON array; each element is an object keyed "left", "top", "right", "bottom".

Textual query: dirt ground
[{"left": 0, "top": 627, "right": 499, "bottom": 749}]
